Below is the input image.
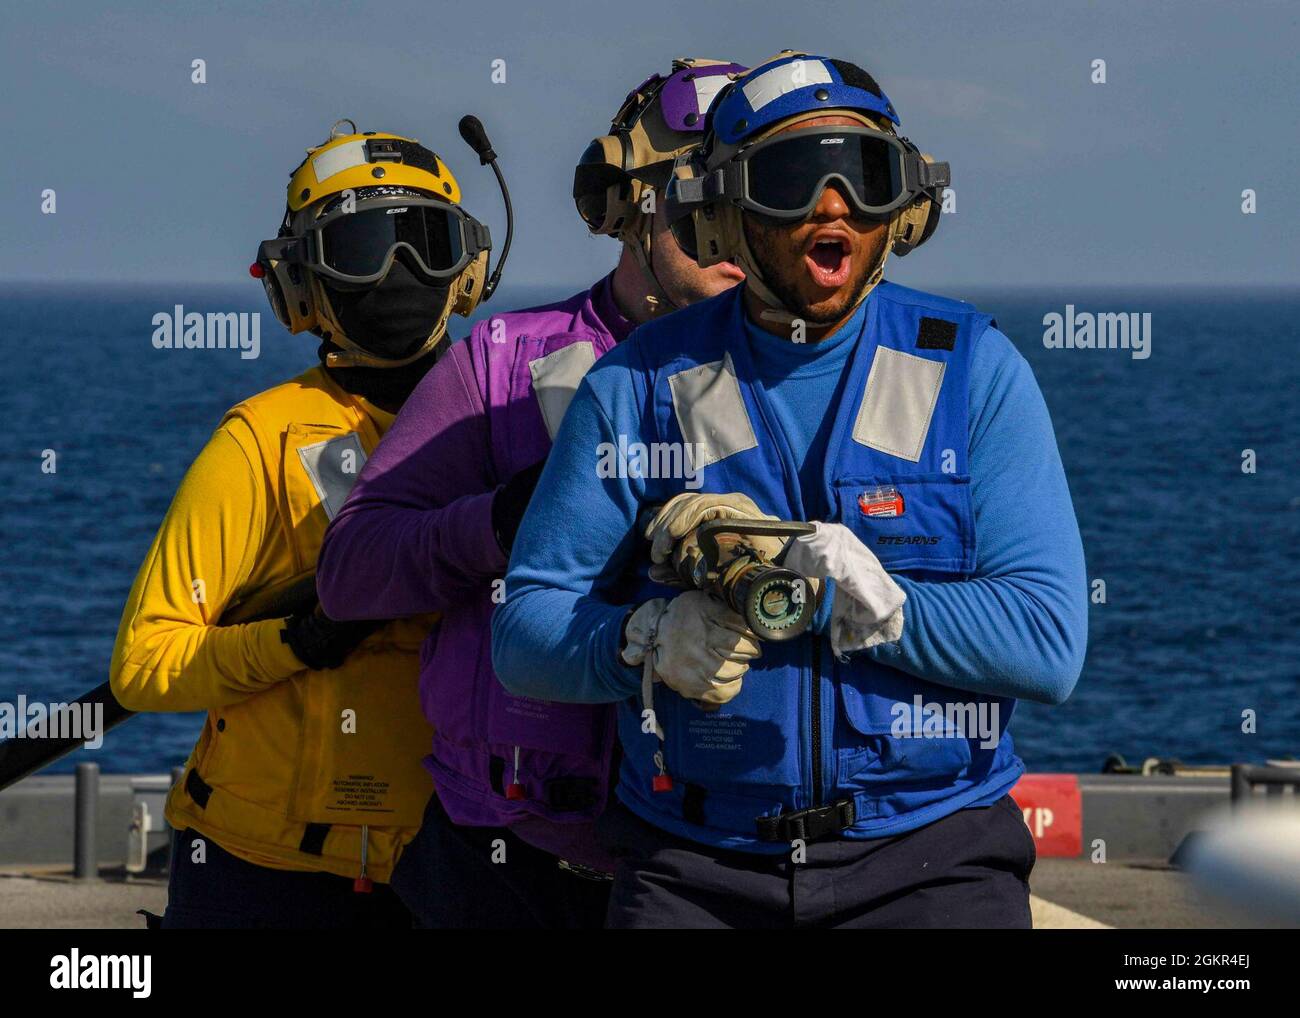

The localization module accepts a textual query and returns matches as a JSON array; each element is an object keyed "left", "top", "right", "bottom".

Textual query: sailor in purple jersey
[{"left": 316, "top": 58, "right": 747, "bottom": 929}]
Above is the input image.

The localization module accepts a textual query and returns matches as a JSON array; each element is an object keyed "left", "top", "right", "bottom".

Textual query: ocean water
[{"left": 0, "top": 282, "right": 1296, "bottom": 775}]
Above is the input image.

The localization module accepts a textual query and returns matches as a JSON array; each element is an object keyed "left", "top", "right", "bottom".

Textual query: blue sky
[{"left": 3, "top": 0, "right": 1296, "bottom": 288}]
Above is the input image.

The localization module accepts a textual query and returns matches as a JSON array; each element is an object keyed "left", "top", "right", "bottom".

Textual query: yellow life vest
[{"left": 115, "top": 366, "right": 434, "bottom": 883}]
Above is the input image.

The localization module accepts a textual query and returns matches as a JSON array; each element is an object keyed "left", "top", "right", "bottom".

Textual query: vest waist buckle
[{"left": 755, "top": 798, "right": 856, "bottom": 843}]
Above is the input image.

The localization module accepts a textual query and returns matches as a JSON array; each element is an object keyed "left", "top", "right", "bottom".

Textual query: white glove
[
  {"left": 645, "top": 492, "right": 777, "bottom": 566},
  {"left": 621, "top": 591, "right": 761, "bottom": 710},
  {"left": 782, "top": 522, "right": 906, "bottom": 658}
]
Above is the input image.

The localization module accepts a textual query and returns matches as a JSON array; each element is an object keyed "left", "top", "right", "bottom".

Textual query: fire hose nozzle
[{"left": 683, "top": 519, "right": 817, "bottom": 642}]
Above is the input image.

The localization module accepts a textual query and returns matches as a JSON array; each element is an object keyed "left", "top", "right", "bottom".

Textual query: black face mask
[{"left": 321, "top": 254, "right": 451, "bottom": 362}]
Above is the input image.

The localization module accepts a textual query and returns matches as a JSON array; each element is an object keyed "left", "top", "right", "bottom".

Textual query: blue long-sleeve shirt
[
  {"left": 744, "top": 299, "right": 863, "bottom": 521},
  {"left": 493, "top": 291, "right": 1087, "bottom": 708}
]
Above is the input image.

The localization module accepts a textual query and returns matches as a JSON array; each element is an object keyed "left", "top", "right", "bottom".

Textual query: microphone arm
[{"left": 459, "top": 115, "right": 513, "bottom": 304}]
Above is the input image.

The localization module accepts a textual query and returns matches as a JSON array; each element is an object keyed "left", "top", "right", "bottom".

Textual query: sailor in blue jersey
[{"left": 492, "top": 53, "right": 1087, "bottom": 929}]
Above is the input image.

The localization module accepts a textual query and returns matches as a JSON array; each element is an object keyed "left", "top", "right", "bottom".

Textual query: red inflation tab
[
  {"left": 1009, "top": 773, "right": 1082, "bottom": 857},
  {"left": 652, "top": 773, "right": 674, "bottom": 793},
  {"left": 505, "top": 782, "right": 526, "bottom": 801},
  {"left": 858, "top": 485, "right": 905, "bottom": 518}
]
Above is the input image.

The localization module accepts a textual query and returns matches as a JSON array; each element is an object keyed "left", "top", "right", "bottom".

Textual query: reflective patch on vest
[
  {"left": 668, "top": 352, "right": 758, "bottom": 469},
  {"left": 529, "top": 342, "right": 596, "bottom": 440},
  {"left": 852, "top": 347, "right": 945, "bottom": 462},
  {"left": 296, "top": 433, "right": 367, "bottom": 520},
  {"left": 742, "top": 60, "right": 833, "bottom": 112}
]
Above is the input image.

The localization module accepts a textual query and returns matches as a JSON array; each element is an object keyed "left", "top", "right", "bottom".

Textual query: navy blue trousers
[
  {"left": 597, "top": 794, "right": 1036, "bottom": 929},
  {"left": 390, "top": 795, "right": 612, "bottom": 929},
  {"left": 161, "top": 829, "right": 412, "bottom": 929}
]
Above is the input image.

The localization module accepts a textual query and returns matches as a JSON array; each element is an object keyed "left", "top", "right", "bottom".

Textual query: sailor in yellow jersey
[{"left": 110, "top": 119, "right": 507, "bottom": 928}]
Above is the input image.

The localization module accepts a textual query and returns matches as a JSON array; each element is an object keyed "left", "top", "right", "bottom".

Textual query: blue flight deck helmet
[{"left": 706, "top": 52, "right": 900, "bottom": 150}]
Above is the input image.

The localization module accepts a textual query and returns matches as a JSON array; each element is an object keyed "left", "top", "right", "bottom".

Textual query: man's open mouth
[{"left": 805, "top": 234, "right": 851, "bottom": 289}]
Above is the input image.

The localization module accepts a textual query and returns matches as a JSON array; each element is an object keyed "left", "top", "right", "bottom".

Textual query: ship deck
[{"left": 0, "top": 858, "right": 1272, "bottom": 929}]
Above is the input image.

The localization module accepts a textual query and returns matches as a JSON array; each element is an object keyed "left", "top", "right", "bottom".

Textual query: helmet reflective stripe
[
  {"left": 286, "top": 131, "right": 459, "bottom": 212},
  {"left": 688, "top": 74, "right": 731, "bottom": 122},
  {"left": 708, "top": 54, "right": 900, "bottom": 151},
  {"left": 311, "top": 140, "right": 368, "bottom": 184},
  {"left": 741, "top": 58, "right": 833, "bottom": 112}
]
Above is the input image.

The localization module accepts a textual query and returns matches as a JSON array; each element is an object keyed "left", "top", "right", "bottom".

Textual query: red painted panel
[{"left": 1010, "top": 773, "right": 1082, "bottom": 857}]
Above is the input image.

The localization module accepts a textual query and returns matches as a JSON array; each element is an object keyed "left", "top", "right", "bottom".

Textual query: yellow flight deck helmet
[{"left": 254, "top": 117, "right": 513, "bottom": 368}]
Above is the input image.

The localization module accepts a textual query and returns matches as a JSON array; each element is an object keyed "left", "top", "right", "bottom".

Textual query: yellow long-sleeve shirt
[{"left": 113, "top": 416, "right": 304, "bottom": 711}]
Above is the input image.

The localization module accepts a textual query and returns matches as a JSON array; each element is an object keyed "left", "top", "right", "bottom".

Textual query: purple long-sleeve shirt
[{"left": 317, "top": 275, "right": 633, "bottom": 867}]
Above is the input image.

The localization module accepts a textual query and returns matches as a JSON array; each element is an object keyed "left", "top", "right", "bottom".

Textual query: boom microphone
[
  {"left": 458, "top": 115, "right": 497, "bottom": 165},
  {"left": 458, "top": 114, "right": 512, "bottom": 302}
]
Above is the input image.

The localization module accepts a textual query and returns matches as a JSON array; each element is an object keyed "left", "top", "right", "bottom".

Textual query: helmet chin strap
[
  {"left": 734, "top": 208, "right": 899, "bottom": 329},
  {"left": 323, "top": 345, "right": 435, "bottom": 369},
  {"left": 621, "top": 210, "right": 679, "bottom": 319}
]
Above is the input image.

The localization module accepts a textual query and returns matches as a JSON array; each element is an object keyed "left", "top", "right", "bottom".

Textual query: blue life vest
[{"left": 616, "top": 281, "right": 1024, "bottom": 852}]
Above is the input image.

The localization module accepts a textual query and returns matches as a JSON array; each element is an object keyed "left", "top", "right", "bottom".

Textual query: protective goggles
[
  {"left": 667, "top": 126, "right": 948, "bottom": 224},
  {"left": 259, "top": 196, "right": 490, "bottom": 287}
]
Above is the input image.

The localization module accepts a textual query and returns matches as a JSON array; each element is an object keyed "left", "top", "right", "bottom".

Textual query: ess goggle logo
[
  {"left": 820, "top": 137, "right": 846, "bottom": 145},
  {"left": 858, "top": 485, "right": 905, "bottom": 518},
  {"left": 386, "top": 207, "right": 408, "bottom": 214}
]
